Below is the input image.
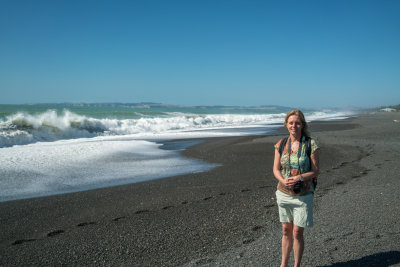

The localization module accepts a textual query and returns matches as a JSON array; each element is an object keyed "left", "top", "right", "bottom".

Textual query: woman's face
[{"left": 287, "top": 115, "right": 303, "bottom": 136}]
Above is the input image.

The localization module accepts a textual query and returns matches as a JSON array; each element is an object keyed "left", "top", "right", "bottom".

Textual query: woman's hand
[
  {"left": 282, "top": 175, "right": 302, "bottom": 188},
  {"left": 281, "top": 176, "right": 296, "bottom": 188},
  {"left": 281, "top": 177, "right": 293, "bottom": 188}
]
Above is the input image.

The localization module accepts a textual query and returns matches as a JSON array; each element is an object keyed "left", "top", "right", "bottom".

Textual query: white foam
[
  {"left": 306, "top": 111, "right": 355, "bottom": 121},
  {"left": 0, "top": 137, "right": 216, "bottom": 202}
]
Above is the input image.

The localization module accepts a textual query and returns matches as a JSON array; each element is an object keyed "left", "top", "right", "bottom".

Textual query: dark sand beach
[{"left": 1, "top": 112, "right": 400, "bottom": 266}]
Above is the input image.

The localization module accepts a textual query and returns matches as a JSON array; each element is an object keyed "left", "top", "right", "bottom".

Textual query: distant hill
[{"left": 27, "top": 102, "right": 291, "bottom": 110}]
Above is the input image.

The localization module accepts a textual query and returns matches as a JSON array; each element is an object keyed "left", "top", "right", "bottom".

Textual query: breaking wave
[{"left": 0, "top": 109, "right": 353, "bottom": 148}]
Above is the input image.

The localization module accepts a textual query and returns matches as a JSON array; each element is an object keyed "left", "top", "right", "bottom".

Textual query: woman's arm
[{"left": 273, "top": 149, "right": 293, "bottom": 188}]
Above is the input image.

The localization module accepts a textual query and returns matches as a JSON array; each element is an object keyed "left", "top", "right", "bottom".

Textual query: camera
[{"left": 293, "top": 180, "right": 303, "bottom": 193}]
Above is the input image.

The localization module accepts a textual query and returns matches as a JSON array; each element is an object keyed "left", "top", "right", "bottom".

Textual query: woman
[{"left": 273, "top": 109, "right": 319, "bottom": 267}]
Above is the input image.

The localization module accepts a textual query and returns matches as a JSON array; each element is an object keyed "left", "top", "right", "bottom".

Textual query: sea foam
[{"left": 0, "top": 137, "right": 217, "bottom": 202}]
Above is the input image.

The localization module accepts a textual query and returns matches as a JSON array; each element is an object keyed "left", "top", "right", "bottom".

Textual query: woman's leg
[
  {"left": 293, "top": 225, "right": 304, "bottom": 267},
  {"left": 281, "top": 222, "right": 293, "bottom": 267}
]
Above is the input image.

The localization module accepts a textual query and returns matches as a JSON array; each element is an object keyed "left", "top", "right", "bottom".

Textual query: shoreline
[
  {"left": 1, "top": 112, "right": 400, "bottom": 266},
  {"left": 0, "top": 118, "right": 303, "bottom": 203},
  {"left": 0, "top": 110, "right": 356, "bottom": 203}
]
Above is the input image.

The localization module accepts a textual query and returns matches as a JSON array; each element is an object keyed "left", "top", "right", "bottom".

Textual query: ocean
[{"left": 0, "top": 104, "right": 355, "bottom": 202}]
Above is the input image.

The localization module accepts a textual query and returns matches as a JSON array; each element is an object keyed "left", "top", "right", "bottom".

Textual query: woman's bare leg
[
  {"left": 281, "top": 222, "right": 293, "bottom": 267},
  {"left": 293, "top": 225, "right": 304, "bottom": 267}
]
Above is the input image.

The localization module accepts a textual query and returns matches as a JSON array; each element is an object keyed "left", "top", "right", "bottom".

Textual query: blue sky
[{"left": 1, "top": 0, "right": 399, "bottom": 107}]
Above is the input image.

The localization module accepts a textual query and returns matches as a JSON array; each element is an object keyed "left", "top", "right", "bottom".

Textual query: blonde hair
[{"left": 284, "top": 109, "right": 310, "bottom": 137}]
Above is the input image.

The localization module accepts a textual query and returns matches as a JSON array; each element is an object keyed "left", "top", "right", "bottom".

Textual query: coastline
[{"left": 1, "top": 112, "right": 400, "bottom": 266}]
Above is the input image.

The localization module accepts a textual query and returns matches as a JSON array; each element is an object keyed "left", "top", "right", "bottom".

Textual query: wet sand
[{"left": 1, "top": 112, "right": 400, "bottom": 266}]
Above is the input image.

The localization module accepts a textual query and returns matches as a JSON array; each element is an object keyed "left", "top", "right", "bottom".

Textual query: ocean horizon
[{"left": 0, "top": 103, "right": 356, "bottom": 202}]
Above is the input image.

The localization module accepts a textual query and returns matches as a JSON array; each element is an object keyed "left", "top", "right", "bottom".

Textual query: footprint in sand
[
  {"left": 342, "top": 232, "right": 354, "bottom": 237},
  {"left": 112, "top": 217, "right": 126, "bottom": 222},
  {"left": 47, "top": 230, "right": 65, "bottom": 237},
  {"left": 252, "top": 225, "right": 263, "bottom": 231},
  {"left": 135, "top": 209, "right": 150, "bottom": 214},
  {"left": 243, "top": 238, "right": 255, "bottom": 244},
  {"left": 77, "top": 222, "right": 96, "bottom": 227},
  {"left": 196, "top": 258, "right": 214, "bottom": 265},
  {"left": 12, "top": 239, "right": 36, "bottom": 245},
  {"left": 324, "top": 237, "right": 334, "bottom": 242}
]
